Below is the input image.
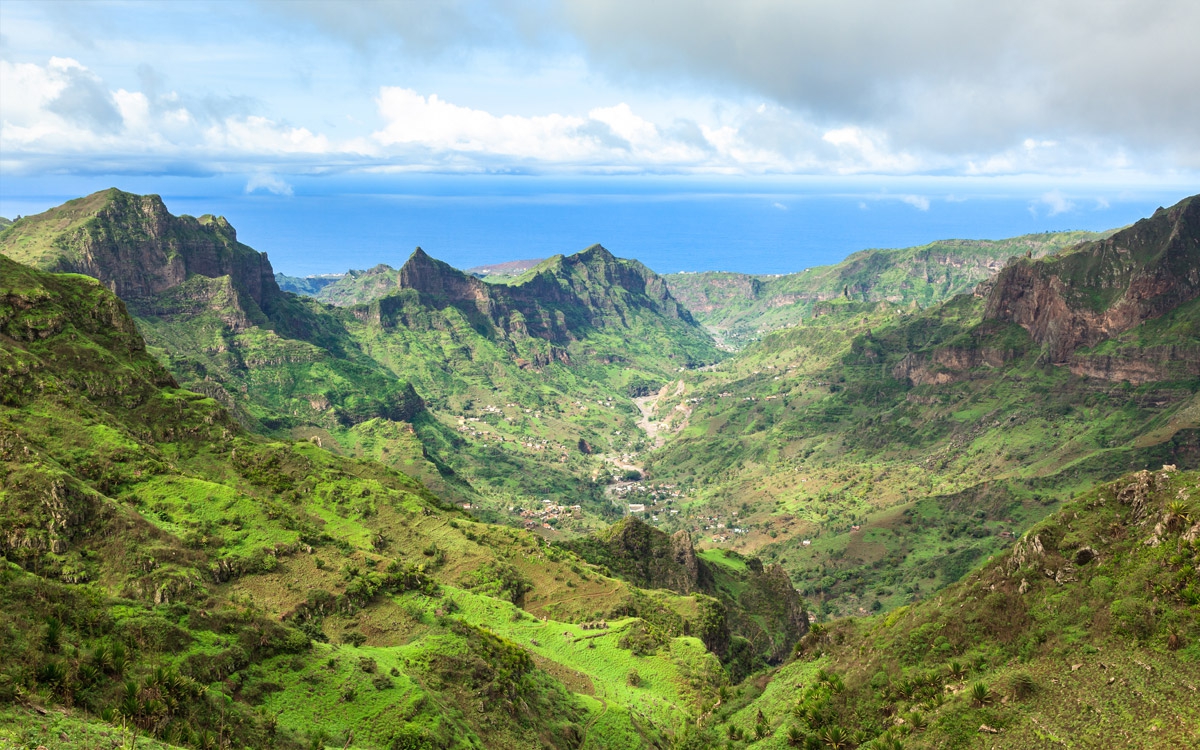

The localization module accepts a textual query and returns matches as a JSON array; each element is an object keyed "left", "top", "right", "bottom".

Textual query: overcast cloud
[{"left": 1, "top": 0, "right": 1197, "bottom": 178}]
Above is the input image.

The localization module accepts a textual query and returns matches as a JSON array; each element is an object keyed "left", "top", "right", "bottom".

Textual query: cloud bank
[{"left": 2, "top": 1, "right": 1197, "bottom": 179}]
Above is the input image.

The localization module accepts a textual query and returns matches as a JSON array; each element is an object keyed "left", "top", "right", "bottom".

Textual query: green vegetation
[
  {"left": 1, "top": 191, "right": 1198, "bottom": 748},
  {"left": 664, "top": 229, "right": 1113, "bottom": 348}
]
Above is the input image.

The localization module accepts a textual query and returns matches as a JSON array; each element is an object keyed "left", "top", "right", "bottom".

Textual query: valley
[{"left": 1, "top": 191, "right": 1197, "bottom": 749}]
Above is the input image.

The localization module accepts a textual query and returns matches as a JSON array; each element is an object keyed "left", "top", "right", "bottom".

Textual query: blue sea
[{"left": 2, "top": 174, "right": 1194, "bottom": 277}]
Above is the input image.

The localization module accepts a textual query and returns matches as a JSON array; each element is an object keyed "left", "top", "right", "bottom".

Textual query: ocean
[{"left": 1, "top": 174, "right": 1193, "bottom": 277}]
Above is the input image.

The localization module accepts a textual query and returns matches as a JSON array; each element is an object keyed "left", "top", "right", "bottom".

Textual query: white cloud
[
  {"left": 1033, "top": 190, "right": 1074, "bottom": 216},
  {"left": 821, "top": 126, "right": 922, "bottom": 173},
  {"left": 899, "top": 194, "right": 930, "bottom": 211},
  {"left": 373, "top": 87, "right": 591, "bottom": 160},
  {"left": 245, "top": 172, "right": 294, "bottom": 195},
  {"left": 0, "top": 58, "right": 358, "bottom": 173}
]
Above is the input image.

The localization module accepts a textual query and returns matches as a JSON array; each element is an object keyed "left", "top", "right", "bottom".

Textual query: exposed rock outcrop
[
  {"left": 561, "top": 516, "right": 808, "bottom": 665},
  {"left": 984, "top": 196, "right": 1200, "bottom": 363},
  {"left": 892, "top": 345, "right": 1018, "bottom": 386},
  {"left": 0, "top": 188, "right": 282, "bottom": 308},
  {"left": 343, "top": 244, "right": 704, "bottom": 348}
]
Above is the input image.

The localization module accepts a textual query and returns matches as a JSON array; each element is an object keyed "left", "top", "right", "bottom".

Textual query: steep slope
[
  {"left": 0, "top": 189, "right": 426, "bottom": 435},
  {"left": 638, "top": 195, "right": 1199, "bottom": 620},
  {"left": 664, "top": 230, "right": 1112, "bottom": 348},
  {"left": 1, "top": 256, "right": 793, "bottom": 749},
  {"left": 1, "top": 192, "right": 727, "bottom": 528},
  {"left": 317, "top": 244, "right": 714, "bottom": 363},
  {"left": 709, "top": 466, "right": 1200, "bottom": 749},
  {"left": 562, "top": 516, "right": 809, "bottom": 675},
  {"left": 984, "top": 196, "right": 1200, "bottom": 378}
]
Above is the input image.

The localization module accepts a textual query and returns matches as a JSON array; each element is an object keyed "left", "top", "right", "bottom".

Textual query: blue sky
[{"left": 1, "top": 0, "right": 1197, "bottom": 270}]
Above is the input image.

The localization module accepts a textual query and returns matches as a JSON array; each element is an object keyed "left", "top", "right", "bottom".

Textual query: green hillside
[
  {"left": 639, "top": 196, "right": 1199, "bottom": 620},
  {"left": 706, "top": 466, "right": 1199, "bottom": 749},
  {"left": 0, "top": 191, "right": 724, "bottom": 531},
  {"left": 2, "top": 190, "right": 1197, "bottom": 750},
  {"left": 0, "top": 254, "right": 795, "bottom": 749},
  {"left": 664, "top": 230, "right": 1113, "bottom": 349}
]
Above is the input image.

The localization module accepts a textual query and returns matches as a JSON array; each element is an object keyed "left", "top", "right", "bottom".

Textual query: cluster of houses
[{"left": 515, "top": 499, "right": 582, "bottom": 529}]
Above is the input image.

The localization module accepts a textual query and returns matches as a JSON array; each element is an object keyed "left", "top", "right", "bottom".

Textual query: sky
[{"left": 1, "top": 1, "right": 1198, "bottom": 273}]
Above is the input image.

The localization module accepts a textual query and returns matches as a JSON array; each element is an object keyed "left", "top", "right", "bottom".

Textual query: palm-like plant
[
  {"left": 971, "top": 682, "right": 993, "bottom": 707},
  {"left": 947, "top": 660, "right": 968, "bottom": 681},
  {"left": 1164, "top": 500, "right": 1192, "bottom": 531},
  {"left": 895, "top": 679, "right": 918, "bottom": 701},
  {"left": 819, "top": 725, "right": 851, "bottom": 750},
  {"left": 905, "top": 711, "right": 928, "bottom": 732},
  {"left": 1009, "top": 671, "right": 1036, "bottom": 699}
]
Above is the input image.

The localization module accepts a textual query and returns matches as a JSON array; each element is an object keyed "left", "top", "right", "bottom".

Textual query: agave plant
[
  {"left": 42, "top": 617, "right": 62, "bottom": 652},
  {"left": 819, "top": 725, "right": 851, "bottom": 750},
  {"left": 947, "top": 660, "right": 968, "bottom": 681},
  {"left": 1164, "top": 500, "right": 1193, "bottom": 530},
  {"left": 786, "top": 725, "right": 805, "bottom": 747},
  {"left": 971, "top": 682, "right": 994, "bottom": 707},
  {"left": 895, "top": 679, "right": 918, "bottom": 701},
  {"left": 35, "top": 660, "right": 67, "bottom": 687},
  {"left": 872, "top": 734, "right": 906, "bottom": 750},
  {"left": 76, "top": 662, "right": 101, "bottom": 687},
  {"left": 905, "top": 711, "right": 928, "bottom": 732}
]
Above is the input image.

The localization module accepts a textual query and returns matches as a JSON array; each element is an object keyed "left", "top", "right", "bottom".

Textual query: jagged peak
[
  {"left": 400, "top": 247, "right": 468, "bottom": 278},
  {"left": 572, "top": 243, "right": 615, "bottom": 262}
]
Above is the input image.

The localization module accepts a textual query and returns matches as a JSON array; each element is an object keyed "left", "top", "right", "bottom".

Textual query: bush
[{"left": 1009, "top": 671, "right": 1036, "bottom": 699}]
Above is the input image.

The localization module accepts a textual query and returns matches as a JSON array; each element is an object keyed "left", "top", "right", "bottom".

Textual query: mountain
[
  {"left": 664, "top": 230, "right": 1113, "bottom": 348},
  {"left": 275, "top": 272, "right": 343, "bottom": 296},
  {"left": 639, "top": 194, "right": 1199, "bottom": 620},
  {"left": 710, "top": 466, "right": 1199, "bottom": 749},
  {"left": 984, "top": 196, "right": 1200, "bottom": 381},
  {"left": 0, "top": 188, "right": 279, "bottom": 307},
  {"left": 0, "top": 253, "right": 802, "bottom": 749},
  {"left": 0, "top": 189, "right": 725, "bottom": 533}
]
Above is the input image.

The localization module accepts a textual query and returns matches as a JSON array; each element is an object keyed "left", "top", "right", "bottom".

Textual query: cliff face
[
  {"left": 0, "top": 189, "right": 282, "bottom": 308},
  {"left": 335, "top": 245, "right": 700, "bottom": 335},
  {"left": 984, "top": 195, "right": 1200, "bottom": 363},
  {"left": 342, "top": 244, "right": 719, "bottom": 365},
  {"left": 562, "top": 516, "right": 808, "bottom": 666},
  {"left": 1, "top": 190, "right": 426, "bottom": 433}
]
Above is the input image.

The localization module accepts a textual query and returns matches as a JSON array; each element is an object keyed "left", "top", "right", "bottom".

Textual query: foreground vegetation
[{"left": 1, "top": 192, "right": 1197, "bottom": 748}]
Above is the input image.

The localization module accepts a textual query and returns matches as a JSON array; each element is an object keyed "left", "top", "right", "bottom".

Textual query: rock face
[
  {"left": 0, "top": 189, "right": 426, "bottom": 432},
  {"left": 1068, "top": 344, "right": 1200, "bottom": 385},
  {"left": 984, "top": 195, "right": 1200, "bottom": 363},
  {"left": 562, "top": 516, "right": 808, "bottom": 665},
  {"left": 336, "top": 245, "right": 702, "bottom": 345},
  {"left": 892, "top": 343, "right": 1020, "bottom": 386},
  {"left": 584, "top": 516, "right": 713, "bottom": 594},
  {"left": 0, "top": 189, "right": 282, "bottom": 308}
]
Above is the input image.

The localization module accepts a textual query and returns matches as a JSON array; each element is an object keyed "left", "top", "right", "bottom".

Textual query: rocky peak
[
  {"left": 0, "top": 188, "right": 282, "bottom": 309},
  {"left": 984, "top": 194, "right": 1199, "bottom": 362}
]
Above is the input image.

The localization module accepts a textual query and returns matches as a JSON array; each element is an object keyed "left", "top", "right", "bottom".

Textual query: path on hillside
[
  {"left": 580, "top": 694, "right": 609, "bottom": 749},
  {"left": 633, "top": 380, "right": 690, "bottom": 449}
]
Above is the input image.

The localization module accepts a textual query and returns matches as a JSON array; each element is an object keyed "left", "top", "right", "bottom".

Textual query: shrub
[
  {"left": 1009, "top": 671, "right": 1036, "bottom": 699},
  {"left": 971, "top": 682, "right": 993, "bottom": 707}
]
